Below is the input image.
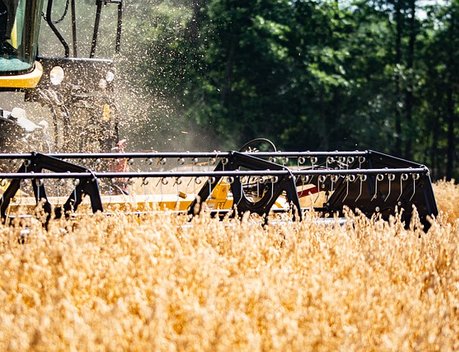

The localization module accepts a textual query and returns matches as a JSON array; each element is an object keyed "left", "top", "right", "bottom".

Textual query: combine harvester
[{"left": 0, "top": 0, "right": 438, "bottom": 228}]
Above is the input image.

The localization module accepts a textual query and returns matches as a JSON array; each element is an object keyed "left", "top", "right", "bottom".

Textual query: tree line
[{"left": 121, "top": 0, "right": 458, "bottom": 180}]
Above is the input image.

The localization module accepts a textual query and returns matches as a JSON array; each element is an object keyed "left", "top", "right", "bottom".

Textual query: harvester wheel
[
  {"left": 237, "top": 138, "right": 278, "bottom": 213},
  {"left": 238, "top": 138, "right": 277, "bottom": 153}
]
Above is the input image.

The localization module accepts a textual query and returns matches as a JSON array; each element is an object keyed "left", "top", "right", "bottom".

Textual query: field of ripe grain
[{"left": 0, "top": 181, "right": 458, "bottom": 351}]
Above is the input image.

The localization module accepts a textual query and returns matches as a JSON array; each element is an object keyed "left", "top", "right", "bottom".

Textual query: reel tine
[
  {"left": 342, "top": 174, "right": 355, "bottom": 202},
  {"left": 300, "top": 175, "right": 307, "bottom": 194},
  {"left": 256, "top": 176, "right": 261, "bottom": 198},
  {"left": 355, "top": 174, "right": 367, "bottom": 202},
  {"left": 155, "top": 177, "right": 162, "bottom": 187},
  {"left": 187, "top": 175, "right": 194, "bottom": 187},
  {"left": 342, "top": 175, "right": 350, "bottom": 202},
  {"left": 384, "top": 174, "right": 396, "bottom": 202},
  {"left": 36, "top": 178, "right": 43, "bottom": 201},
  {"left": 208, "top": 177, "right": 212, "bottom": 197},
  {"left": 221, "top": 158, "right": 228, "bottom": 171},
  {"left": 269, "top": 177, "right": 275, "bottom": 205},
  {"left": 70, "top": 179, "right": 79, "bottom": 212},
  {"left": 397, "top": 173, "right": 409, "bottom": 202},
  {"left": 347, "top": 156, "right": 355, "bottom": 166},
  {"left": 330, "top": 174, "right": 339, "bottom": 192},
  {"left": 371, "top": 174, "right": 384, "bottom": 201},
  {"left": 314, "top": 175, "right": 326, "bottom": 203},
  {"left": 409, "top": 173, "right": 420, "bottom": 201},
  {"left": 174, "top": 177, "right": 182, "bottom": 186},
  {"left": 24, "top": 159, "right": 31, "bottom": 173},
  {"left": 310, "top": 156, "right": 318, "bottom": 168}
]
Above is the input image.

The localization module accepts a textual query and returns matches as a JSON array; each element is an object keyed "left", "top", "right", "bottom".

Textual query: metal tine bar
[
  {"left": 0, "top": 167, "right": 429, "bottom": 180},
  {"left": 0, "top": 151, "right": 370, "bottom": 160}
]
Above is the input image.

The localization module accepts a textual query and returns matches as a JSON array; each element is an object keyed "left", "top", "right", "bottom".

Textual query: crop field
[{"left": 0, "top": 181, "right": 458, "bottom": 351}]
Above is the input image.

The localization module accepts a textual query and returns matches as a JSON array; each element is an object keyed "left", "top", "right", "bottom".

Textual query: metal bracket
[
  {"left": 188, "top": 151, "right": 302, "bottom": 221},
  {"left": 0, "top": 153, "right": 102, "bottom": 223}
]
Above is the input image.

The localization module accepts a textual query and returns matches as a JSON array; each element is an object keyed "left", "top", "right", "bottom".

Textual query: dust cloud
[{"left": 1, "top": 1, "right": 219, "bottom": 154}]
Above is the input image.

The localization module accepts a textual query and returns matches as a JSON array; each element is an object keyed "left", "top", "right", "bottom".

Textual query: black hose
[{"left": 52, "top": 0, "right": 70, "bottom": 24}]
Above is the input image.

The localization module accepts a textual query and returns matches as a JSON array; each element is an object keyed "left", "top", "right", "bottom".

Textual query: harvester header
[{"left": 0, "top": 148, "right": 438, "bottom": 229}]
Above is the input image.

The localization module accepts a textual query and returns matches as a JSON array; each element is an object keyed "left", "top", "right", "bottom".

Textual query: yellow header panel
[{"left": 0, "top": 61, "right": 43, "bottom": 89}]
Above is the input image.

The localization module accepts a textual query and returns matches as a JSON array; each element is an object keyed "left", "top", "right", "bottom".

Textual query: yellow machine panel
[{"left": 0, "top": 61, "right": 43, "bottom": 89}]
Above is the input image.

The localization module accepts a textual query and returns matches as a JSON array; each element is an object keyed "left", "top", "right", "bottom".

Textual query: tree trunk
[
  {"left": 404, "top": 0, "right": 415, "bottom": 159},
  {"left": 221, "top": 36, "right": 235, "bottom": 110},
  {"left": 446, "top": 85, "right": 455, "bottom": 180},
  {"left": 186, "top": 0, "right": 205, "bottom": 43},
  {"left": 430, "top": 110, "right": 440, "bottom": 179},
  {"left": 445, "top": 2, "right": 457, "bottom": 179},
  {"left": 394, "top": 0, "right": 403, "bottom": 156}
]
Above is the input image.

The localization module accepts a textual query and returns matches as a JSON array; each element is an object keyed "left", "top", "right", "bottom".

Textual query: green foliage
[{"left": 119, "top": 0, "right": 458, "bottom": 178}]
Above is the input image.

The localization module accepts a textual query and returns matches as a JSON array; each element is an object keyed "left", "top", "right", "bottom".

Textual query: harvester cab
[{"left": 0, "top": 0, "right": 122, "bottom": 154}]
